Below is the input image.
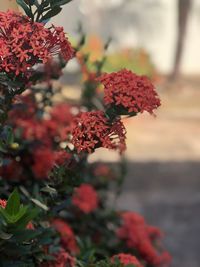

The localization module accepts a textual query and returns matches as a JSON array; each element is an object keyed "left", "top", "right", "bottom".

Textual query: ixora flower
[
  {"left": 72, "top": 184, "right": 99, "bottom": 214},
  {"left": 0, "top": 11, "right": 74, "bottom": 77},
  {"left": 52, "top": 219, "right": 79, "bottom": 254},
  {"left": 41, "top": 250, "right": 75, "bottom": 267},
  {"left": 32, "top": 148, "right": 55, "bottom": 179},
  {"left": 71, "top": 111, "right": 126, "bottom": 153},
  {"left": 97, "top": 69, "right": 161, "bottom": 115},
  {"left": 111, "top": 253, "right": 143, "bottom": 267},
  {"left": 117, "top": 212, "right": 171, "bottom": 267},
  {"left": 0, "top": 199, "right": 7, "bottom": 208}
]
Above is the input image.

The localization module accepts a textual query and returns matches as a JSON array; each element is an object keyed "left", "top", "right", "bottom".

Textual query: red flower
[
  {"left": 72, "top": 184, "right": 98, "bottom": 214},
  {"left": 32, "top": 148, "right": 55, "bottom": 179},
  {"left": 111, "top": 253, "right": 143, "bottom": 267},
  {"left": 0, "top": 158, "right": 24, "bottom": 181},
  {"left": 41, "top": 249, "right": 75, "bottom": 267},
  {"left": 71, "top": 111, "right": 126, "bottom": 153},
  {"left": 117, "top": 212, "right": 171, "bottom": 267},
  {"left": 54, "top": 150, "right": 72, "bottom": 166},
  {"left": 97, "top": 69, "right": 161, "bottom": 115},
  {"left": 93, "top": 163, "right": 113, "bottom": 179},
  {"left": 17, "top": 119, "right": 49, "bottom": 142},
  {"left": 52, "top": 219, "right": 79, "bottom": 254},
  {"left": 0, "top": 199, "right": 7, "bottom": 208},
  {"left": 50, "top": 104, "right": 75, "bottom": 126},
  {"left": 0, "top": 11, "right": 74, "bottom": 78},
  {"left": 26, "top": 222, "right": 35, "bottom": 230}
]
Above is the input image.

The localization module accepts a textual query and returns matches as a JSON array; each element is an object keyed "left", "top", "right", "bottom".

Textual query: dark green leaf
[
  {"left": 51, "top": 0, "right": 73, "bottom": 7},
  {"left": 40, "top": 6, "right": 62, "bottom": 21},
  {"left": 16, "top": 208, "right": 38, "bottom": 229},
  {"left": 16, "top": 0, "right": 33, "bottom": 18},
  {"left": 5, "top": 189, "right": 20, "bottom": 217},
  {"left": 0, "top": 231, "right": 13, "bottom": 240},
  {"left": 31, "top": 198, "right": 49, "bottom": 211}
]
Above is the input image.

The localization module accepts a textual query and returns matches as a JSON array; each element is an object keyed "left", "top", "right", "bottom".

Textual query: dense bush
[{"left": 0, "top": 1, "right": 171, "bottom": 267}]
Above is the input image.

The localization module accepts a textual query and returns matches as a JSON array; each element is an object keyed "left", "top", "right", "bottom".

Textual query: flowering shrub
[{"left": 0, "top": 1, "right": 171, "bottom": 267}]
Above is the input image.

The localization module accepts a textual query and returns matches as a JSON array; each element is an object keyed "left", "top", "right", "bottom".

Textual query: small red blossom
[
  {"left": 41, "top": 249, "right": 75, "bottom": 267},
  {"left": 72, "top": 184, "right": 98, "bottom": 214},
  {"left": 0, "top": 199, "right": 7, "bottom": 208},
  {"left": 52, "top": 219, "right": 79, "bottom": 254},
  {"left": 71, "top": 111, "right": 126, "bottom": 153},
  {"left": 93, "top": 163, "right": 114, "bottom": 178},
  {"left": 117, "top": 212, "right": 171, "bottom": 267},
  {"left": 54, "top": 150, "right": 72, "bottom": 166},
  {"left": 111, "top": 253, "right": 143, "bottom": 267},
  {"left": 0, "top": 158, "right": 24, "bottom": 181},
  {"left": 32, "top": 148, "right": 55, "bottom": 179},
  {"left": 0, "top": 11, "right": 74, "bottom": 78},
  {"left": 97, "top": 69, "right": 161, "bottom": 115},
  {"left": 26, "top": 222, "right": 34, "bottom": 230}
]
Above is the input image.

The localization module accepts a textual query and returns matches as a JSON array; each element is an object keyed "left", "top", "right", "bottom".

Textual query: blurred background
[{"left": 3, "top": 0, "right": 200, "bottom": 266}]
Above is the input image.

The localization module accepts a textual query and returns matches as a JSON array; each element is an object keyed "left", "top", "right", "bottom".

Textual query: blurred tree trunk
[
  {"left": 170, "top": 0, "right": 192, "bottom": 80},
  {"left": 0, "top": 0, "right": 18, "bottom": 11}
]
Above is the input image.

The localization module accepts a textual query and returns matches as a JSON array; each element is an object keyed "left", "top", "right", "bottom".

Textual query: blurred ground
[{"left": 89, "top": 77, "right": 200, "bottom": 267}]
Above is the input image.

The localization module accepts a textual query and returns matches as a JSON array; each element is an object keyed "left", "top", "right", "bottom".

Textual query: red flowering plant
[{"left": 0, "top": 1, "right": 171, "bottom": 267}]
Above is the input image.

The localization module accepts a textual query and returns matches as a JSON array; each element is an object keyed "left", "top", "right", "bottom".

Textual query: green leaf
[
  {"left": 31, "top": 198, "right": 49, "bottom": 211},
  {"left": 41, "top": 185, "right": 57, "bottom": 194},
  {"left": 13, "top": 229, "right": 42, "bottom": 242},
  {"left": 25, "top": 0, "right": 35, "bottom": 5},
  {"left": 5, "top": 189, "right": 20, "bottom": 217},
  {"left": 14, "top": 205, "right": 28, "bottom": 221},
  {"left": 5, "top": 126, "right": 14, "bottom": 145},
  {"left": 0, "top": 140, "right": 7, "bottom": 153},
  {"left": 0, "top": 231, "right": 13, "bottom": 240},
  {"left": 51, "top": 0, "right": 73, "bottom": 7},
  {"left": 16, "top": 208, "right": 38, "bottom": 230},
  {"left": 16, "top": 0, "right": 33, "bottom": 18},
  {"left": 40, "top": 6, "right": 62, "bottom": 21}
]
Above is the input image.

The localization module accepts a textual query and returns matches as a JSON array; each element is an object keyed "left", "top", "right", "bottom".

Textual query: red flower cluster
[
  {"left": 72, "top": 184, "right": 98, "bottom": 214},
  {"left": 42, "top": 250, "right": 75, "bottom": 267},
  {"left": 0, "top": 199, "right": 7, "bottom": 208},
  {"left": 52, "top": 219, "right": 79, "bottom": 254},
  {"left": 0, "top": 11, "right": 74, "bottom": 77},
  {"left": 97, "top": 69, "right": 161, "bottom": 115},
  {"left": 71, "top": 111, "right": 126, "bottom": 153},
  {"left": 11, "top": 98, "right": 74, "bottom": 144},
  {"left": 32, "top": 148, "right": 55, "bottom": 179},
  {"left": 111, "top": 253, "right": 143, "bottom": 267},
  {"left": 117, "top": 212, "right": 171, "bottom": 267},
  {"left": 1, "top": 95, "right": 76, "bottom": 180}
]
